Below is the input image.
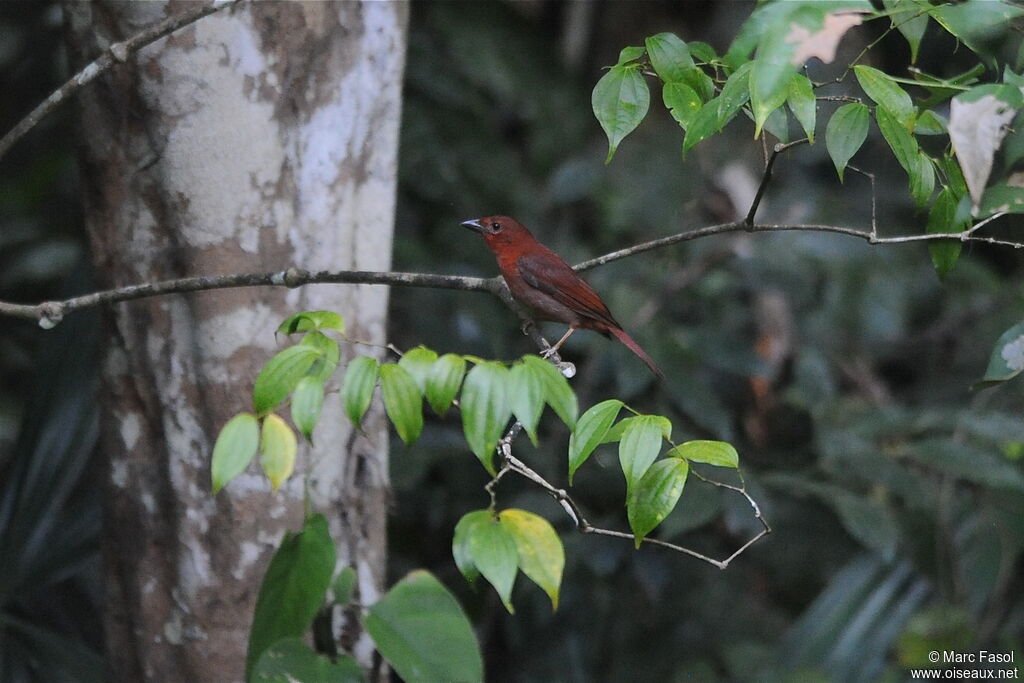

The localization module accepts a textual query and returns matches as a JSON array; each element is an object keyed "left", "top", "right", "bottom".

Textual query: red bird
[{"left": 462, "top": 215, "right": 664, "bottom": 379}]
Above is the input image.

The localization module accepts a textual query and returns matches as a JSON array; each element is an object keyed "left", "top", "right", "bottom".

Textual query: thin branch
[
  {"left": 847, "top": 165, "right": 877, "bottom": 238},
  {"left": 965, "top": 210, "right": 1007, "bottom": 237},
  {"left": 6, "top": 215, "right": 1021, "bottom": 328},
  {"left": 498, "top": 451, "right": 770, "bottom": 569},
  {"left": 745, "top": 138, "right": 810, "bottom": 226},
  {"left": 815, "top": 95, "right": 863, "bottom": 104},
  {"left": 0, "top": 0, "right": 243, "bottom": 163},
  {"left": 0, "top": 267, "right": 498, "bottom": 328}
]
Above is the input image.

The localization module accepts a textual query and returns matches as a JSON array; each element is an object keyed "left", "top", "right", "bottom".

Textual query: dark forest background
[{"left": 2, "top": 2, "right": 1023, "bottom": 681}]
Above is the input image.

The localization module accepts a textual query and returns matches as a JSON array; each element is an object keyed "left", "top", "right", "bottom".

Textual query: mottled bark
[{"left": 63, "top": 2, "right": 407, "bottom": 680}]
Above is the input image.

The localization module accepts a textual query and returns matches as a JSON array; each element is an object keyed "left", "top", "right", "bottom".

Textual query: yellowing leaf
[
  {"left": 500, "top": 509, "right": 565, "bottom": 611},
  {"left": 260, "top": 414, "right": 297, "bottom": 490}
]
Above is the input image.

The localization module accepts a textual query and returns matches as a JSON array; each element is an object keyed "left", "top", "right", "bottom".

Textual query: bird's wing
[{"left": 517, "top": 251, "right": 620, "bottom": 328}]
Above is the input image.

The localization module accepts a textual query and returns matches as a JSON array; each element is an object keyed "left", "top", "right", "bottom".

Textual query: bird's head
[{"left": 460, "top": 215, "right": 533, "bottom": 250}]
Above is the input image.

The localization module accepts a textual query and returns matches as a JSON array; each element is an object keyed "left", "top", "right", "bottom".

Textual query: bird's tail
[{"left": 608, "top": 326, "right": 665, "bottom": 380}]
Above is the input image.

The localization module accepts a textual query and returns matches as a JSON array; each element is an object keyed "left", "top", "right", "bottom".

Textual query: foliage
[
  {"left": 394, "top": 1, "right": 1024, "bottom": 681},
  {"left": 592, "top": 0, "right": 1024, "bottom": 279},
  {"left": 211, "top": 311, "right": 750, "bottom": 680},
  {"left": 247, "top": 515, "right": 482, "bottom": 683},
  {"left": 7, "top": 0, "right": 1024, "bottom": 682}
]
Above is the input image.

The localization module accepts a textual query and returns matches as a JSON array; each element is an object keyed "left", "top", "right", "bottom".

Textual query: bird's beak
[{"left": 460, "top": 218, "right": 485, "bottom": 233}]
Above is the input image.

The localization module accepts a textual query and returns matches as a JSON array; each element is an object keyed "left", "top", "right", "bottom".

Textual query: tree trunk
[{"left": 63, "top": 2, "right": 407, "bottom": 680}]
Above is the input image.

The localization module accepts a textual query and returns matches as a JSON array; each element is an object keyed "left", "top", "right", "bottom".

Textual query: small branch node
[
  {"left": 38, "top": 302, "right": 65, "bottom": 330},
  {"left": 109, "top": 41, "right": 130, "bottom": 63},
  {"left": 283, "top": 267, "right": 309, "bottom": 288}
]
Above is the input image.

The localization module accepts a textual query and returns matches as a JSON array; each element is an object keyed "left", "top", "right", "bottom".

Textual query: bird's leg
[{"left": 542, "top": 326, "right": 576, "bottom": 359}]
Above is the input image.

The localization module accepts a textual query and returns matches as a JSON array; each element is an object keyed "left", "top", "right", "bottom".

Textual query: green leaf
[
  {"left": 750, "top": 40, "right": 797, "bottom": 139},
  {"left": 277, "top": 310, "right": 345, "bottom": 335},
  {"left": 682, "top": 101, "right": 722, "bottom": 152},
  {"left": 290, "top": 376, "right": 324, "bottom": 443},
  {"left": 910, "top": 152, "right": 936, "bottom": 208},
  {"left": 522, "top": 355, "right": 577, "bottom": 429},
  {"left": 914, "top": 109, "right": 947, "bottom": 135},
  {"left": 875, "top": 106, "right": 919, "bottom": 176},
  {"left": 252, "top": 638, "right": 362, "bottom": 683},
  {"left": 618, "top": 415, "right": 672, "bottom": 493},
  {"left": 300, "top": 331, "right": 341, "bottom": 383},
  {"left": 1003, "top": 110, "right": 1024, "bottom": 169},
  {"left": 930, "top": 0, "right": 1024, "bottom": 57},
  {"left": 398, "top": 346, "right": 438, "bottom": 394},
  {"left": 667, "top": 440, "right": 739, "bottom": 468},
  {"left": 599, "top": 417, "right": 630, "bottom": 445},
  {"left": 260, "top": 413, "right": 297, "bottom": 490},
  {"left": 568, "top": 399, "right": 623, "bottom": 484},
  {"left": 342, "top": 355, "right": 379, "bottom": 428},
  {"left": 688, "top": 41, "right": 718, "bottom": 64},
  {"left": 500, "top": 509, "right": 565, "bottom": 611},
  {"left": 211, "top": 413, "right": 259, "bottom": 494},
  {"left": 365, "top": 571, "right": 483, "bottom": 683},
  {"left": 854, "top": 65, "right": 915, "bottom": 126},
  {"left": 760, "top": 105, "right": 791, "bottom": 144},
  {"left": 926, "top": 188, "right": 964, "bottom": 278},
  {"left": 627, "top": 458, "right": 689, "bottom": 547},
  {"left": 332, "top": 567, "right": 357, "bottom": 606},
  {"left": 253, "top": 345, "right": 321, "bottom": 414},
  {"left": 883, "top": 0, "right": 929, "bottom": 63},
  {"left": 452, "top": 510, "right": 490, "bottom": 584},
  {"left": 678, "top": 66, "right": 716, "bottom": 102},
  {"left": 749, "top": 3, "right": 867, "bottom": 138},
  {"left": 616, "top": 46, "right": 645, "bottom": 65},
  {"left": 825, "top": 102, "right": 869, "bottom": 181},
  {"left": 592, "top": 64, "right": 651, "bottom": 164},
  {"left": 460, "top": 362, "right": 512, "bottom": 475},
  {"left": 787, "top": 73, "right": 817, "bottom": 142},
  {"left": 978, "top": 182, "right": 1024, "bottom": 217},
  {"left": 379, "top": 364, "right": 424, "bottom": 446},
  {"left": 724, "top": 3, "right": 774, "bottom": 68},
  {"left": 246, "top": 514, "right": 336, "bottom": 680},
  {"left": 940, "top": 154, "right": 969, "bottom": 199},
  {"left": 663, "top": 82, "right": 703, "bottom": 130},
  {"left": 979, "top": 321, "right": 1024, "bottom": 386},
  {"left": 645, "top": 33, "right": 694, "bottom": 82},
  {"left": 509, "top": 361, "right": 544, "bottom": 445},
  {"left": 424, "top": 353, "right": 465, "bottom": 416},
  {"left": 467, "top": 516, "right": 519, "bottom": 613},
  {"left": 716, "top": 62, "right": 753, "bottom": 130}
]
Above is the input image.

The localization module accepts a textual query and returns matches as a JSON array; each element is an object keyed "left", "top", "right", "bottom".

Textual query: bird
[{"left": 461, "top": 215, "right": 664, "bottom": 379}]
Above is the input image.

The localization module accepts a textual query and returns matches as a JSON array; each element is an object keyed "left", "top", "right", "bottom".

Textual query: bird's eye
[{"left": 490, "top": 222, "right": 501, "bottom": 232}]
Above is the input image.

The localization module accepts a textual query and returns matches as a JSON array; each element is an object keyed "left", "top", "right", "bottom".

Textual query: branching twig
[
  {"left": 745, "top": 138, "right": 810, "bottom": 226},
  {"left": 493, "top": 448, "right": 770, "bottom": 569},
  {"left": 0, "top": 0, "right": 243, "bottom": 163},
  {"left": 846, "top": 165, "right": 878, "bottom": 237},
  {"left": 482, "top": 399, "right": 770, "bottom": 567}
]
